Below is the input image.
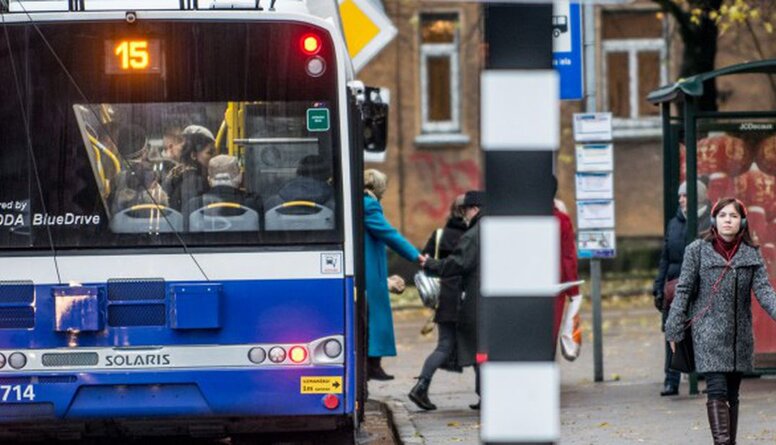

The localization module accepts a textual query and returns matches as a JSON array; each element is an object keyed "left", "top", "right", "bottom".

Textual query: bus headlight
[
  {"left": 8, "top": 352, "right": 26, "bottom": 370},
  {"left": 248, "top": 347, "right": 266, "bottom": 364},
  {"left": 268, "top": 347, "right": 286, "bottom": 363},
  {"left": 323, "top": 339, "right": 342, "bottom": 358},
  {"left": 0, "top": 353, "right": 5, "bottom": 369}
]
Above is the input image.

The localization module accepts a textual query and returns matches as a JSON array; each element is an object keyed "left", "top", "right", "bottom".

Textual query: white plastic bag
[{"left": 559, "top": 294, "right": 583, "bottom": 361}]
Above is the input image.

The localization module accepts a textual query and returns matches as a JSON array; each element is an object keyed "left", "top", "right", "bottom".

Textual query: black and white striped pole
[{"left": 480, "top": 3, "right": 560, "bottom": 444}]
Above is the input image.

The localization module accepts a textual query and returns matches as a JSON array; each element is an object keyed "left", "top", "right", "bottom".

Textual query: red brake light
[
  {"left": 323, "top": 394, "right": 340, "bottom": 410},
  {"left": 301, "top": 34, "right": 322, "bottom": 55},
  {"left": 289, "top": 346, "right": 308, "bottom": 363}
]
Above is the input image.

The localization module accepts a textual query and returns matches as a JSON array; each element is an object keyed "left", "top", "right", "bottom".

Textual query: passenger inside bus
[
  {"left": 163, "top": 125, "right": 216, "bottom": 211},
  {"left": 108, "top": 124, "right": 168, "bottom": 214},
  {"left": 264, "top": 154, "right": 335, "bottom": 210},
  {"left": 148, "top": 124, "right": 184, "bottom": 179},
  {"left": 186, "top": 154, "right": 262, "bottom": 232},
  {"left": 263, "top": 154, "right": 336, "bottom": 231}
]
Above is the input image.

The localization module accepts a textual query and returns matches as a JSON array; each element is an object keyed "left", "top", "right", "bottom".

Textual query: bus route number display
[{"left": 105, "top": 39, "right": 163, "bottom": 74}]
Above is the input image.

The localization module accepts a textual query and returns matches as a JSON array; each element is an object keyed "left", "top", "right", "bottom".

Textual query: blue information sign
[{"left": 553, "top": 1, "right": 583, "bottom": 101}]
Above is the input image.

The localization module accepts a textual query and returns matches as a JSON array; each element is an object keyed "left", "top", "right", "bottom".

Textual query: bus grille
[
  {"left": 0, "top": 376, "right": 77, "bottom": 385},
  {"left": 0, "top": 307, "right": 34, "bottom": 329},
  {"left": 108, "top": 304, "right": 166, "bottom": 327},
  {"left": 0, "top": 281, "right": 34, "bottom": 304},
  {"left": 108, "top": 279, "right": 165, "bottom": 301},
  {"left": 41, "top": 353, "right": 99, "bottom": 367}
]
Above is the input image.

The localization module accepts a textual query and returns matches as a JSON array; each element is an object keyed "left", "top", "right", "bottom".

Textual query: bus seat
[
  {"left": 264, "top": 201, "right": 334, "bottom": 231},
  {"left": 189, "top": 202, "right": 259, "bottom": 232},
  {"left": 110, "top": 205, "right": 184, "bottom": 234}
]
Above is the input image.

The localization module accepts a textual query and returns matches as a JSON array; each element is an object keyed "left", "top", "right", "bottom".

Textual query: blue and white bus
[{"left": 0, "top": 0, "right": 384, "bottom": 441}]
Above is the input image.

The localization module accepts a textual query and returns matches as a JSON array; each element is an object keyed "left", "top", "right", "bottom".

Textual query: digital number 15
[
  {"left": 115, "top": 40, "right": 150, "bottom": 70},
  {"left": 0, "top": 385, "right": 35, "bottom": 402}
]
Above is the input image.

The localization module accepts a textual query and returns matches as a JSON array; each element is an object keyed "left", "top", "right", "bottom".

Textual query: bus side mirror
[{"left": 362, "top": 87, "right": 389, "bottom": 163}]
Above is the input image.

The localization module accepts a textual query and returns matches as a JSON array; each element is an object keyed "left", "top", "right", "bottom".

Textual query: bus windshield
[{"left": 0, "top": 20, "right": 341, "bottom": 250}]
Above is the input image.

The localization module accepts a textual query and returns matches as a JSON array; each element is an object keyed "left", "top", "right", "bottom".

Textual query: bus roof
[{"left": 2, "top": 0, "right": 355, "bottom": 78}]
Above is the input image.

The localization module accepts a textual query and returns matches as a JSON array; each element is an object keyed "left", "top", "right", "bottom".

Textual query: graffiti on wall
[{"left": 410, "top": 153, "right": 481, "bottom": 220}]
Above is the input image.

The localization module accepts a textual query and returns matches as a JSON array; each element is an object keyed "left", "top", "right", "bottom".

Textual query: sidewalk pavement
[{"left": 371, "top": 300, "right": 776, "bottom": 444}]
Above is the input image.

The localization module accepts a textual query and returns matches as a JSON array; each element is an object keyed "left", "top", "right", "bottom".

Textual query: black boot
[
  {"left": 707, "top": 399, "right": 732, "bottom": 445},
  {"left": 660, "top": 384, "right": 679, "bottom": 396},
  {"left": 729, "top": 402, "right": 738, "bottom": 445},
  {"left": 408, "top": 378, "right": 436, "bottom": 411},
  {"left": 367, "top": 357, "right": 394, "bottom": 381}
]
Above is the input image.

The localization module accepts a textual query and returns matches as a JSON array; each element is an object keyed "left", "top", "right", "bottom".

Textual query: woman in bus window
[
  {"left": 363, "top": 169, "right": 423, "bottom": 381},
  {"left": 666, "top": 197, "right": 776, "bottom": 445},
  {"left": 163, "top": 125, "right": 216, "bottom": 211}
]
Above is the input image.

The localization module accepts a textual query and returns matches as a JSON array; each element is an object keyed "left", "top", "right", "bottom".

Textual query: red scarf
[{"left": 713, "top": 234, "right": 741, "bottom": 263}]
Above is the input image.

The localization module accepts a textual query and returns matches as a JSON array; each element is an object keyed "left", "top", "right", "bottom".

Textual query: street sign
[
  {"left": 338, "top": 0, "right": 397, "bottom": 73},
  {"left": 553, "top": 0, "right": 583, "bottom": 100}
]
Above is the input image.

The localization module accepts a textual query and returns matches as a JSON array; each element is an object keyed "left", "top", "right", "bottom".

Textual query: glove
[{"left": 653, "top": 293, "right": 664, "bottom": 311}]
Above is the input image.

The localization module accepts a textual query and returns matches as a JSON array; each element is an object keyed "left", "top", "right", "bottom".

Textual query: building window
[
  {"left": 601, "top": 10, "right": 667, "bottom": 138},
  {"left": 417, "top": 13, "right": 468, "bottom": 145}
]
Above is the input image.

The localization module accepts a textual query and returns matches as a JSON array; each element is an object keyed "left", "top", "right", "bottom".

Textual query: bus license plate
[{"left": 0, "top": 385, "right": 35, "bottom": 402}]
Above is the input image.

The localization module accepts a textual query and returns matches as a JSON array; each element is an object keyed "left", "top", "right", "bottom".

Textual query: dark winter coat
[
  {"left": 665, "top": 239, "right": 776, "bottom": 373},
  {"left": 163, "top": 165, "right": 209, "bottom": 211},
  {"left": 423, "top": 214, "right": 480, "bottom": 367},
  {"left": 654, "top": 207, "right": 712, "bottom": 298},
  {"left": 421, "top": 217, "right": 467, "bottom": 323}
]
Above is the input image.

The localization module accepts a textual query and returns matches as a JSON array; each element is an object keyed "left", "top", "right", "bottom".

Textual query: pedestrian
[
  {"left": 666, "top": 197, "right": 776, "bottom": 445},
  {"left": 363, "top": 169, "right": 423, "bottom": 381},
  {"left": 408, "top": 194, "right": 468, "bottom": 411},
  {"left": 654, "top": 180, "right": 710, "bottom": 396},
  {"left": 420, "top": 190, "right": 484, "bottom": 410},
  {"left": 551, "top": 176, "right": 580, "bottom": 355}
]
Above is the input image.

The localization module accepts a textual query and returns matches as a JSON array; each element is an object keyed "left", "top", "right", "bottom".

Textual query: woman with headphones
[{"left": 666, "top": 197, "right": 776, "bottom": 445}]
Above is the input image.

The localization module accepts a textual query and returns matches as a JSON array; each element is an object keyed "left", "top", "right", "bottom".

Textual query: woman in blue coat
[{"left": 364, "top": 169, "right": 422, "bottom": 380}]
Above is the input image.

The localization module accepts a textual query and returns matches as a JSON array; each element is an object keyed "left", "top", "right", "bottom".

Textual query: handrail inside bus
[
  {"left": 86, "top": 133, "right": 122, "bottom": 174},
  {"left": 205, "top": 202, "right": 243, "bottom": 209},
  {"left": 233, "top": 137, "right": 318, "bottom": 145},
  {"left": 280, "top": 200, "right": 317, "bottom": 208}
]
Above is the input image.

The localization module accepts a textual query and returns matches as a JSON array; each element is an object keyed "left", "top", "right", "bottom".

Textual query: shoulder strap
[{"left": 434, "top": 228, "right": 443, "bottom": 259}]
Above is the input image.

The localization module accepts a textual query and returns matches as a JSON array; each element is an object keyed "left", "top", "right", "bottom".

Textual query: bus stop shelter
[{"left": 648, "top": 59, "right": 776, "bottom": 371}]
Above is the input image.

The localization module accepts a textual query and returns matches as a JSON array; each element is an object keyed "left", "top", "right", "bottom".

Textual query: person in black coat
[
  {"left": 163, "top": 125, "right": 216, "bottom": 211},
  {"left": 653, "top": 180, "right": 710, "bottom": 396},
  {"left": 408, "top": 195, "right": 467, "bottom": 411},
  {"left": 420, "top": 190, "right": 484, "bottom": 410}
]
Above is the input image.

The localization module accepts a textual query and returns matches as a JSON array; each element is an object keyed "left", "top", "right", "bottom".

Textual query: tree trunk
[{"left": 679, "top": 15, "right": 719, "bottom": 111}]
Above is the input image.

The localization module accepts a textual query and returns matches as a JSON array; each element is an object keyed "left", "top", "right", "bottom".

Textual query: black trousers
[
  {"left": 420, "top": 322, "right": 456, "bottom": 380},
  {"left": 704, "top": 372, "right": 743, "bottom": 405}
]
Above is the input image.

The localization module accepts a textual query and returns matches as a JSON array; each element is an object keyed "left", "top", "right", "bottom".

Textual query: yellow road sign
[
  {"left": 339, "top": 0, "right": 397, "bottom": 73},
  {"left": 300, "top": 376, "right": 343, "bottom": 394}
]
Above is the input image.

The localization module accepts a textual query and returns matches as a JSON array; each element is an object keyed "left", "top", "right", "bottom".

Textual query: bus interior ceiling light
[
  {"left": 289, "top": 345, "right": 307, "bottom": 363},
  {"left": 300, "top": 34, "right": 321, "bottom": 56}
]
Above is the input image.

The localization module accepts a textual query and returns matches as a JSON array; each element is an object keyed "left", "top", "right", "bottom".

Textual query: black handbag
[{"left": 670, "top": 326, "right": 695, "bottom": 373}]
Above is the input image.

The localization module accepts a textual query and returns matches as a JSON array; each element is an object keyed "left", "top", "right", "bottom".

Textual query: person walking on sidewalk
[
  {"left": 666, "top": 197, "right": 776, "bottom": 445},
  {"left": 420, "top": 190, "right": 484, "bottom": 410},
  {"left": 408, "top": 195, "right": 468, "bottom": 411},
  {"left": 654, "top": 180, "right": 710, "bottom": 396},
  {"left": 363, "top": 169, "right": 423, "bottom": 381}
]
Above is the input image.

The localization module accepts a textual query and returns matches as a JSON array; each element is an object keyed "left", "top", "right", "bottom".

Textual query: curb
[{"left": 377, "top": 397, "right": 424, "bottom": 445}]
